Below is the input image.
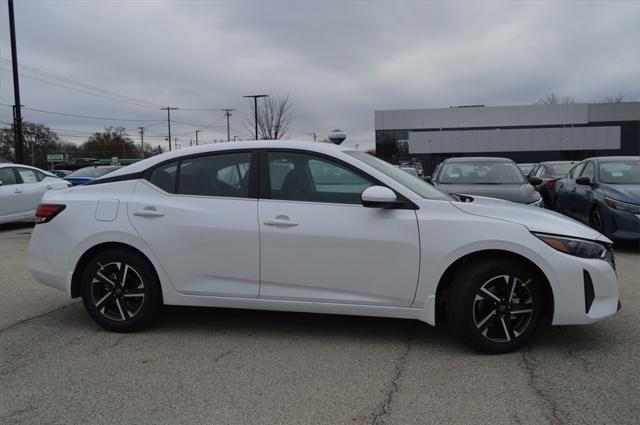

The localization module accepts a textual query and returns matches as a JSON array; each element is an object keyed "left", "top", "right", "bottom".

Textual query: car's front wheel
[
  {"left": 81, "top": 248, "right": 161, "bottom": 332},
  {"left": 447, "top": 259, "right": 545, "bottom": 354}
]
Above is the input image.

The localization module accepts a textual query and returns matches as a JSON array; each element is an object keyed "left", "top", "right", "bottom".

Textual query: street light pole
[
  {"left": 243, "top": 95, "right": 268, "bottom": 140},
  {"left": 195, "top": 130, "right": 201, "bottom": 146}
]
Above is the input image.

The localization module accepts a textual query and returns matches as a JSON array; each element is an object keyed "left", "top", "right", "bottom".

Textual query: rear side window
[
  {"left": 149, "top": 161, "right": 178, "bottom": 193},
  {"left": 0, "top": 168, "right": 17, "bottom": 185},
  {"left": 178, "top": 153, "right": 252, "bottom": 198},
  {"left": 16, "top": 168, "right": 39, "bottom": 183}
]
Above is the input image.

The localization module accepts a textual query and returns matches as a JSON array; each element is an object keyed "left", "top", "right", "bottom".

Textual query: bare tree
[
  {"left": 604, "top": 93, "right": 624, "bottom": 103},
  {"left": 535, "top": 93, "right": 575, "bottom": 105},
  {"left": 244, "top": 94, "right": 292, "bottom": 140}
]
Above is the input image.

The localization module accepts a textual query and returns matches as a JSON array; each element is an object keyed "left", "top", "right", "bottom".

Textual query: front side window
[
  {"left": 178, "top": 152, "right": 252, "bottom": 198},
  {"left": 581, "top": 162, "right": 595, "bottom": 180},
  {"left": 0, "top": 168, "right": 17, "bottom": 186},
  {"left": 569, "top": 163, "right": 586, "bottom": 179},
  {"left": 16, "top": 168, "right": 39, "bottom": 184},
  {"left": 267, "top": 152, "right": 373, "bottom": 204}
]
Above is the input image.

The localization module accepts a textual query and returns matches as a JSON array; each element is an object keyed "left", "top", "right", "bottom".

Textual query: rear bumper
[{"left": 28, "top": 228, "right": 71, "bottom": 295}]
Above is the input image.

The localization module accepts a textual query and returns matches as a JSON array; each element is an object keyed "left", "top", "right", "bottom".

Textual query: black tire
[
  {"left": 590, "top": 207, "right": 605, "bottom": 234},
  {"left": 80, "top": 248, "right": 161, "bottom": 332},
  {"left": 446, "top": 258, "right": 545, "bottom": 354}
]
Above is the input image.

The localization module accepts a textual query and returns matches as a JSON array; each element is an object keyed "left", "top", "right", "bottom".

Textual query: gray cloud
[{"left": 0, "top": 0, "right": 638, "bottom": 151}]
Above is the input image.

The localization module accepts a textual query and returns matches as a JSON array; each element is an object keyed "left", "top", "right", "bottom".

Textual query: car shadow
[
  {"left": 0, "top": 222, "right": 34, "bottom": 233},
  {"left": 613, "top": 239, "right": 640, "bottom": 254}
]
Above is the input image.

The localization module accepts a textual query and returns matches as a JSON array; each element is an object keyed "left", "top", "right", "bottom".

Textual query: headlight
[
  {"left": 605, "top": 197, "right": 640, "bottom": 214},
  {"left": 528, "top": 197, "right": 544, "bottom": 208},
  {"left": 533, "top": 233, "right": 609, "bottom": 260}
]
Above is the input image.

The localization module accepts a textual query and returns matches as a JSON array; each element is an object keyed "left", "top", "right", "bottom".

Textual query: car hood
[
  {"left": 450, "top": 196, "right": 609, "bottom": 243},
  {"left": 602, "top": 184, "right": 640, "bottom": 204},
  {"left": 435, "top": 183, "right": 540, "bottom": 204}
]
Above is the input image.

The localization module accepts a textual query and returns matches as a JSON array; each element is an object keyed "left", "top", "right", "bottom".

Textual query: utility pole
[
  {"left": 174, "top": 138, "right": 178, "bottom": 149},
  {"left": 221, "top": 108, "right": 234, "bottom": 142},
  {"left": 355, "top": 144, "right": 359, "bottom": 150},
  {"left": 138, "top": 127, "right": 145, "bottom": 159},
  {"left": 243, "top": 95, "right": 268, "bottom": 140},
  {"left": 160, "top": 106, "right": 178, "bottom": 151},
  {"left": 195, "top": 130, "right": 201, "bottom": 146},
  {"left": 8, "top": 0, "right": 24, "bottom": 163},
  {"left": 306, "top": 132, "right": 317, "bottom": 142}
]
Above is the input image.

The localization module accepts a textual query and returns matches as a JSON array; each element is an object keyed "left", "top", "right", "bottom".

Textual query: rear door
[
  {"left": 258, "top": 150, "right": 420, "bottom": 306},
  {"left": 129, "top": 150, "right": 260, "bottom": 297},
  {"left": 13, "top": 168, "right": 48, "bottom": 218}
]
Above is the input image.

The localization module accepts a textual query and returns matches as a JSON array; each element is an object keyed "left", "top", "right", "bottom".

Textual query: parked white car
[
  {"left": 0, "top": 164, "right": 70, "bottom": 224},
  {"left": 27, "top": 141, "right": 619, "bottom": 353}
]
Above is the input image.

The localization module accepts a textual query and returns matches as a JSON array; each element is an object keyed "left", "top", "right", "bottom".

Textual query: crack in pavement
[
  {"left": 0, "top": 301, "right": 81, "bottom": 335},
  {"left": 369, "top": 329, "right": 414, "bottom": 425},
  {"left": 521, "top": 345, "right": 564, "bottom": 425}
]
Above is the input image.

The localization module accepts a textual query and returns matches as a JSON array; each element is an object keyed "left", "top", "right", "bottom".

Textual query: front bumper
[
  {"left": 545, "top": 251, "right": 619, "bottom": 325},
  {"left": 605, "top": 207, "right": 640, "bottom": 241}
]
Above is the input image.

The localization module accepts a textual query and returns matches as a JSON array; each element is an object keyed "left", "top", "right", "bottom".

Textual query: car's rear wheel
[
  {"left": 81, "top": 248, "right": 161, "bottom": 332},
  {"left": 447, "top": 259, "right": 545, "bottom": 354}
]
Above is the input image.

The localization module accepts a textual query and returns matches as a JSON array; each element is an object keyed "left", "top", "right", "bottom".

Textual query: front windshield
[
  {"left": 346, "top": 151, "right": 451, "bottom": 200},
  {"left": 68, "top": 166, "right": 119, "bottom": 178},
  {"left": 547, "top": 163, "right": 574, "bottom": 177},
  {"left": 518, "top": 164, "right": 535, "bottom": 175},
  {"left": 439, "top": 161, "right": 526, "bottom": 184},
  {"left": 599, "top": 160, "right": 640, "bottom": 184}
]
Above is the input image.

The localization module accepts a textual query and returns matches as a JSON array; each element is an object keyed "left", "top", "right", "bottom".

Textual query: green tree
[{"left": 82, "top": 127, "right": 138, "bottom": 159}]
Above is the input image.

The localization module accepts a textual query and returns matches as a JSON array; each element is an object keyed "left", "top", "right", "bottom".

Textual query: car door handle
[
  {"left": 133, "top": 207, "right": 165, "bottom": 218},
  {"left": 264, "top": 216, "right": 298, "bottom": 227}
]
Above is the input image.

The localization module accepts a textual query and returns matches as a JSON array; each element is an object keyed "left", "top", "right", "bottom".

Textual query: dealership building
[{"left": 375, "top": 102, "right": 640, "bottom": 174}]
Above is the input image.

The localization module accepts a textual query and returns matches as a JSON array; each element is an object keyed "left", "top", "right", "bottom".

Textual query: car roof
[
  {"left": 584, "top": 156, "right": 640, "bottom": 162},
  {"left": 101, "top": 140, "right": 349, "bottom": 180},
  {"left": 444, "top": 157, "right": 514, "bottom": 163},
  {"left": 537, "top": 161, "right": 576, "bottom": 165}
]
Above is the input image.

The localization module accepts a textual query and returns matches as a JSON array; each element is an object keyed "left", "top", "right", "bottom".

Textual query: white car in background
[
  {"left": 0, "top": 164, "right": 70, "bottom": 224},
  {"left": 27, "top": 141, "right": 619, "bottom": 353}
]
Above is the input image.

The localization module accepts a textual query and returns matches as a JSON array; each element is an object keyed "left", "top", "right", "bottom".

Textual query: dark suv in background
[{"left": 55, "top": 158, "right": 99, "bottom": 171}]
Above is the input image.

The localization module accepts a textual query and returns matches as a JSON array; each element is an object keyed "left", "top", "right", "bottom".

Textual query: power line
[
  {"left": 0, "top": 57, "right": 163, "bottom": 108},
  {"left": 0, "top": 103, "right": 160, "bottom": 122}
]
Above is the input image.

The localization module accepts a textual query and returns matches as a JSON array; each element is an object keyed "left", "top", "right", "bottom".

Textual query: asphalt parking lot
[{"left": 0, "top": 224, "right": 639, "bottom": 425}]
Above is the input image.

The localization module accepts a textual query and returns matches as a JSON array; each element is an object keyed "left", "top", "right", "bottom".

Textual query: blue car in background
[
  {"left": 555, "top": 156, "right": 640, "bottom": 241},
  {"left": 63, "top": 165, "right": 122, "bottom": 186}
]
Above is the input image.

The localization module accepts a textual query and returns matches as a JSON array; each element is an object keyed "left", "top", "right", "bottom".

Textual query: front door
[
  {"left": 258, "top": 150, "right": 420, "bottom": 307},
  {"left": 129, "top": 151, "right": 260, "bottom": 298}
]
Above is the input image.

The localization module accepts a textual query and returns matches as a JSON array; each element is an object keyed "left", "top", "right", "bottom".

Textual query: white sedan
[
  {"left": 0, "top": 164, "right": 70, "bottom": 224},
  {"left": 27, "top": 141, "right": 619, "bottom": 353}
]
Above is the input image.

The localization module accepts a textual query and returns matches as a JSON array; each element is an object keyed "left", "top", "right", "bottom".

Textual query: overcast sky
[{"left": 1, "top": 0, "right": 638, "bottom": 151}]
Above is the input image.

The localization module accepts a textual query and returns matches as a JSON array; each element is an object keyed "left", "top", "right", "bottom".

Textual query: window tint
[
  {"left": 178, "top": 153, "right": 251, "bottom": 198},
  {"left": 36, "top": 171, "right": 45, "bottom": 181},
  {"left": 0, "top": 168, "right": 17, "bottom": 185},
  {"left": 267, "top": 152, "right": 373, "bottom": 204},
  {"left": 16, "top": 168, "right": 39, "bottom": 183},
  {"left": 581, "top": 162, "right": 595, "bottom": 180},
  {"left": 534, "top": 166, "right": 545, "bottom": 178},
  {"left": 570, "top": 163, "right": 586, "bottom": 179},
  {"left": 149, "top": 161, "right": 178, "bottom": 193}
]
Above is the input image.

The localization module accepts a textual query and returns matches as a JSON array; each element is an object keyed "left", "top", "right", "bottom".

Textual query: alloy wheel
[
  {"left": 472, "top": 275, "right": 534, "bottom": 343},
  {"left": 90, "top": 262, "right": 146, "bottom": 322}
]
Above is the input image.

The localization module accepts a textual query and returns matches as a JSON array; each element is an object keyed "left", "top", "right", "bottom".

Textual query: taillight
[
  {"left": 544, "top": 180, "right": 556, "bottom": 190},
  {"left": 35, "top": 204, "right": 66, "bottom": 224}
]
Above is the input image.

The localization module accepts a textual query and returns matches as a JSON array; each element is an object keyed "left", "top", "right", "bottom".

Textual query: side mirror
[
  {"left": 576, "top": 176, "right": 591, "bottom": 186},
  {"left": 361, "top": 186, "right": 400, "bottom": 209},
  {"left": 528, "top": 176, "right": 543, "bottom": 186},
  {"left": 423, "top": 176, "right": 432, "bottom": 183}
]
